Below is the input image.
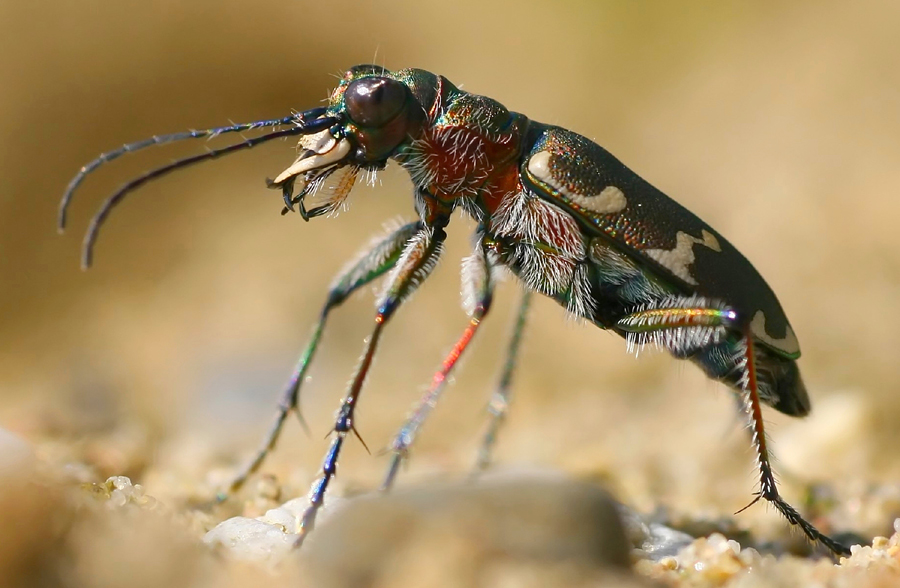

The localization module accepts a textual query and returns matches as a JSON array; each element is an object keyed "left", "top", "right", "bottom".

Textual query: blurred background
[{"left": 2, "top": 0, "right": 900, "bottom": 548}]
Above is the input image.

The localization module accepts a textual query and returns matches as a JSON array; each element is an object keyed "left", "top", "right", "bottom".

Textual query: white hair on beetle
[
  {"left": 621, "top": 295, "right": 734, "bottom": 358},
  {"left": 565, "top": 263, "right": 596, "bottom": 320},
  {"left": 492, "top": 189, "right": 585, "bottom": 260},
  {"left": 329, "top": 219, "right": 418, "bottom": 293},
  {"left": 460, "top": 245, "right": 491, "bottom": 317},
  {"left": 377, "top": 227, "right": 443, "bottom": 309}
]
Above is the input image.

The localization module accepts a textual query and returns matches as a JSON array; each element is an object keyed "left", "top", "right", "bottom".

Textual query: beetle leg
[
  {"left": 616, "top": 295, "right": 737, "bottom": 358},
  {"left": 737, "top": 334, "right": 851, "bottom": 556},
  {"left": 472, "top": 287, "right": 532, "bottom": 474},
  {"left": 381, "top": 236, "right": 496, "bottom": 491},
  {"left": 618, "top": 303, "right": 849, "bottom": 555},
  {"left": 294, "top": 222, "right": 447, "bottom": 547},
  {"left": 219, "top": 221, "right": 422, "bottom": 501}
]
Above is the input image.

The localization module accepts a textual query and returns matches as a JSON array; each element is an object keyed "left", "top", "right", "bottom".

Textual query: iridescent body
[{"left": 59, "top": 65, "right": 846, "bottom": 555}]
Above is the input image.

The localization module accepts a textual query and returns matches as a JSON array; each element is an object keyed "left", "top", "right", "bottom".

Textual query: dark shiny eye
[{"left": 345, "top": 77, "right": 407, "bottom": 128}]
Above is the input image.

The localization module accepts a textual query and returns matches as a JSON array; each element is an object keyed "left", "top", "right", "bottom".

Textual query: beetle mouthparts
[{"left": 273, "top": 136, "right": 352, "bottom": 186}]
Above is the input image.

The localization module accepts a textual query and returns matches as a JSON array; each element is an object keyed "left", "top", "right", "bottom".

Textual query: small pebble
[
  {"left": 203, "top": 492, "right": 341, "bottom": 561},
  {"left": 204, "top": 516, "right": 297, "bottom": 560},
  {"left": 642, "top": 522, "right": 696, "bottom": 560}
]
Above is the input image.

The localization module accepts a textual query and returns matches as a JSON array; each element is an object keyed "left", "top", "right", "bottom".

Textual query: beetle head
[
  {"left": 270, "top": 65, "right": 435, "bottom": 219},
  {"left": 59, "top": 65, "right": 438, "bottom": 267}
]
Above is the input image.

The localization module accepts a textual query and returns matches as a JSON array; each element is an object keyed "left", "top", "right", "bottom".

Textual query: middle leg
[
  {"left": 381, "top": 237, "right": 497, "bottom": 491},
  {"left": 473, "top": 287, "right": 532, "bottom": 474}
]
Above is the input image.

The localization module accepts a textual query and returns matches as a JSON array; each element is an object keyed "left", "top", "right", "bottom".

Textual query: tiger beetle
[{"left": 59, "top": 65, "right": 850, "bottom": 556}]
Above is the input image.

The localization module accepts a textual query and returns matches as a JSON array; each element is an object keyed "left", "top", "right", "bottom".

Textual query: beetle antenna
[
  {"left": 58, "top": 108, "right": 330, "bottom": 232},
  {"left": 79, "top": 116, "right": 339, "bottom": 269}
]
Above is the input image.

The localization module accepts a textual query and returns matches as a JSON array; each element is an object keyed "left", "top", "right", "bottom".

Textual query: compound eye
[{"left": 345, "top": 77, "right": 407, "bottom": 128}]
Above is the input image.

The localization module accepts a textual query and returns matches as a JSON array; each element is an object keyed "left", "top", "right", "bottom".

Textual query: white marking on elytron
[
  {"left": 299, "top": 129, "right": 337, "bottom": 154},
  {"left": 749, "top": 310, "right": 800, "bottom": 356},
  {"left": 644, "top": 230, "right": 721, "bottom": 285},
  {"left": 527, "top": 151, "right": 627, "bottom": 214},
  {"left": 273, "top": 138, "right": 352, "bottom": 184}
]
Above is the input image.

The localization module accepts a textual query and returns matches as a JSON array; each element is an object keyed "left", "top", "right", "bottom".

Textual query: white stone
[
  {"left": 203, "top": 493, "right": 348, "bottom": 561},
  {"left": 204, "top": 516, "right": 297, "bottom": 561},
  {"left": 260, "top": 496, "right": 307, "bottom": 529}
]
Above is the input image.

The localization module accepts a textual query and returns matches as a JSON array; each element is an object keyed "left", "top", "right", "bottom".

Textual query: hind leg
[
  {"left": 617, "top": 298, "right": 849, "bottom": 556},
  {"left": 735, "top": 333, "right": 849, "bottom": 556},
  {"left": 381, "top": 238, "right": 497, "bottom": 491}
]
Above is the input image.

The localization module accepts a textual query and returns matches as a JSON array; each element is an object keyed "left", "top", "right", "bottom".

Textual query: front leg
[
  {"left": 220, "top": 221, "right": 422, "bottom": 499},
  {"left": 294, "top": 220, "right": 448, "bottom": 547}
]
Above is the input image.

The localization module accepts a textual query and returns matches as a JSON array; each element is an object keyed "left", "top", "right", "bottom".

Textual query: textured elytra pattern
[
  {"left": 527, "top": 151, "right": 627, "bottom": 215},
  {"left": 523, "top": 126, "right": 798, "bottom": 358},
  {"left": 644, "top": 230, "right": 721, "bottom": 286}
]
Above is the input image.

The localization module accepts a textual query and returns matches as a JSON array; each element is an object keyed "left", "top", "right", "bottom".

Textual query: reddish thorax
[{"left": 403, "top": 76, "right": 528, "bottom": 216}]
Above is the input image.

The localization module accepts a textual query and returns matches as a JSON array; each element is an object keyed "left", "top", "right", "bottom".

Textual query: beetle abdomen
[{"left": 691, "top": 338, "right": 810, "bottom": 417}]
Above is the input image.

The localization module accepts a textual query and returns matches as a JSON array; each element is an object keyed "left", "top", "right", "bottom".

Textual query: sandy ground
[{"left": 2, "top": 1, "right": 900, "bottom": 586}]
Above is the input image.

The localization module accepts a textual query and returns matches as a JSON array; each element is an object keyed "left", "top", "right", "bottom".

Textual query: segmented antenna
[
  {"left": 69, "top": 114, "right": 338, "bottom": 269},
  {"left": 57, "top": 107, "right": 329, "bottom": 231}
]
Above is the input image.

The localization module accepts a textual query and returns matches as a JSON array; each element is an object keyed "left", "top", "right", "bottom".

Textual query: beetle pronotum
[{"left": 59, "top": 65, "right": 849, "bottom": 555}]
